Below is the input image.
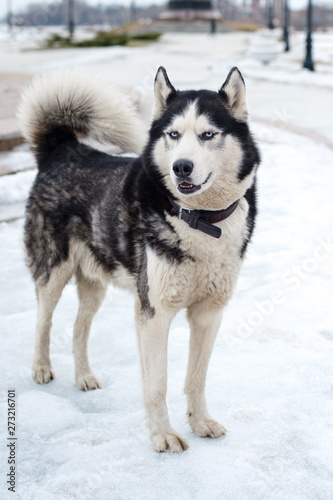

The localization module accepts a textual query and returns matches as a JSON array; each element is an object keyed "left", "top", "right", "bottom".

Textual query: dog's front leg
[
  {"left": 185, "top": 301, "right": 227, "bottom": 439},
  {"left": 135, "top": 302, "right": 189, "bottom": 453}
]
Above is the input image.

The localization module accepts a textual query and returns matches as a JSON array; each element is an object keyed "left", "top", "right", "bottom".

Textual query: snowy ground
[
  {"left": 244, "top": 29, "right": 333, "bottom": 89},
  {"left": 1, "top": 124, "right": 333, "bottom": 500},
  {"left": 1, "top": 26, "right": 333, "bottom": 500}
]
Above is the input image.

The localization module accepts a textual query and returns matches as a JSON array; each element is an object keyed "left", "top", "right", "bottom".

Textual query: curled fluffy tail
[{"left": 18, "top": 72, "right": 147, "bottom": 164}]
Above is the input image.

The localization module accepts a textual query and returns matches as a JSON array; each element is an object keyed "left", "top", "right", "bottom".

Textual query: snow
[
  {"left": 1, "top": 26, "right": 333, "bottom": 89},
  {"left": 241, "top": 30, "right": 333, "bottom": 89},
  {"left": 1, "top": 26, "right": 333, "bottom": 500},
  {"left": 0, "top": 124, "right": 333, "bottom": 500},
  {"left": 0, "top": 144, "right": 36, "bottom": 221},
  {"left": 0, "top": 144, "right": 35, "bottom": 175},
  {"left": 0, "top": 168, "right": 35, "bottom": 204},
  {"left": 1, "top": 27, "right": 332, "bottom": 143}
]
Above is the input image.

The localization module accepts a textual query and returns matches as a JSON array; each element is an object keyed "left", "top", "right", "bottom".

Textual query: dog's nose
[{"left": 172, "top": 160, "right": 194, "bottom": 178}]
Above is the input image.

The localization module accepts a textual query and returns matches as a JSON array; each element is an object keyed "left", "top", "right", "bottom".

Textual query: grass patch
[
  {"left": 223, "top": 21, "right": 265, "bottom": 32},
  {"left": 45, "top": 30, "right": 161, "bottom": 49},
  {"left": 74, "top": 31, "right": 129, "bottom": 47},
  {"left": 130, "top": 31, "right": 162, "bottom": 41},
  {"left": 45, "top": 33, "right": 72, "bottom": 48}
]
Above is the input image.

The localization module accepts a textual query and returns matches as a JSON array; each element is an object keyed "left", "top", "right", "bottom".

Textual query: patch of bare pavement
[{"left": 0, "top": 73, "right": 32, "bottom": 153}]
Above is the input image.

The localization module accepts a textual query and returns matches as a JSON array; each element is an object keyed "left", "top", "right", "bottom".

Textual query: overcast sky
[{"left": 1, "top": 0, "right": 327, "bottom": 22}]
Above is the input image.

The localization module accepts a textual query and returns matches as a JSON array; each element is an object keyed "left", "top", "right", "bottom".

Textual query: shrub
[
  {"left": 73, "top": 31, "right": 129, "bottom": 47},
  {"left": 45, "top": 33, "right": 72, "bottom": 48},
  {"left": 44, "top": 30, "right": 161, "bottom": 49},
  {"left": 130, "top": 31, "right": 162, "bottom": 41}
]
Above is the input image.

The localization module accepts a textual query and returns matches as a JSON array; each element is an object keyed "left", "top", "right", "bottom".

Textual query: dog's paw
[
  {"left": 189, "top": 416, "right": 227, "bottom": 439},
  {"left": 152, "top": 431, "right": 189, "bottom": 453},
  {"left": 32, "top": 365, "right": 54, "bottom": 384},
  {"left": 76, "top": 372, "right": 101, "bottom": 391}
]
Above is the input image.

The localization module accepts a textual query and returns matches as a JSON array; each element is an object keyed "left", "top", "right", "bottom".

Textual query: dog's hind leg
[
  {"left": 33, "top": 262, "right": 73, "bottom": 384},
  {"left": 135, "top": 302, "right": 189, "bottom": 453},
  {"left": 73, "top": 268, "right": 107, "bottom": 391},
  {"left": 185, "top": 301, "right": 227, "bottom": 439}
]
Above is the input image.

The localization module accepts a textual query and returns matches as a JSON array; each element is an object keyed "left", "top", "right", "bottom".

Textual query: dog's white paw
[
  {"left": 76, "top": 372, "right": 101, "bottom": 391},
  {"left": 32, "top": 365, "right": 54, "bottom": 384},
  {"left": 152, "top": 431, "right": 189, "bottom": 453},
  {"left": 189, "top": 415, "right": 227, "bottom": 438}
]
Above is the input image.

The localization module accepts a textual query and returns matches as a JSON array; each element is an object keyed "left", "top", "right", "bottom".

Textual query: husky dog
[{"left": 19, "top": 67, "right": 260, "bottom": 453}]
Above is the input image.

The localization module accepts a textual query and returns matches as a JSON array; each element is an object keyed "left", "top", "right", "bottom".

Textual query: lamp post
[
  {"left": 268, "top": 0, "right": 274, "bottom": 29},
  {"left": 283, "top": 0, "right": 290, "bottom": 51},
  {"left": 7, "top": 0, "right": 12, "bottom": 30},
  {"left": 68, "top": 0, "right": 75, "bottom": 38},
  {"left": 303, "top": 0, "right": 315, "bottom": 71},
  {"left": 130, "top": 1, "right": 137, "bottom": 22}
]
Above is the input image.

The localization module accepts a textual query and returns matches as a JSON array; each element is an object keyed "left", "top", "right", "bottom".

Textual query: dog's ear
[
  {"left": 153, "top": 67, "right": 176, "bottom": 119},
  {"left": 219, "top": 67, "right": 247, "bottom": 121}
]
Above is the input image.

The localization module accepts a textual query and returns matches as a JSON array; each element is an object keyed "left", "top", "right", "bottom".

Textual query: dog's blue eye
[
  {"left": 169, "top": 131, "right": 179, "bottom": 139},
  {"left": 201, "top": 132, "right": 215, "bottom": 140}
]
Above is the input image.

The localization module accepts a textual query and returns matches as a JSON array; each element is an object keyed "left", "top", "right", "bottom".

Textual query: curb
[{"left": 0, "top": 133, "right": 24, "bottom": 152}]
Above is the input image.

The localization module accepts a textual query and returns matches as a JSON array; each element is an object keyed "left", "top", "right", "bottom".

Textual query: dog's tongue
[{"left": 180, "top": 181, "right": 194, "bottom": 189}]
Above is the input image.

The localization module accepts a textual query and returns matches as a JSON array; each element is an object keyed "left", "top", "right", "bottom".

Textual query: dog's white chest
[{"left": 147, "top": 200, "right": 248, "bottom": 310}]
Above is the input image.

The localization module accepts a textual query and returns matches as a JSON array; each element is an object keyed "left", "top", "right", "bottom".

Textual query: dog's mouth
[
  {"left": 178, "top": 181, "right": 201, "bottom": 194},
  {"left": 177, "top": 173, "right": 212, "bottom": 195}
]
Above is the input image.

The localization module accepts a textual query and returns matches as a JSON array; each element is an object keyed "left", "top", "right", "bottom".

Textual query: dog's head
[{"left": 146, "top": 67, "right": 260, "bottom": 210}]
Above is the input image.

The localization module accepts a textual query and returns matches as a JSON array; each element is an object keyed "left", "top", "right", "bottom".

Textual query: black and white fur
[{"left": 19, "top": 67, "right": 260, "bottom": 453}]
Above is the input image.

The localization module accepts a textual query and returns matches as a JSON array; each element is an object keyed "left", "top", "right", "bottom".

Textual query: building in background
[{"left": 158, "top": 1, "right": 221, "bottom": 22}]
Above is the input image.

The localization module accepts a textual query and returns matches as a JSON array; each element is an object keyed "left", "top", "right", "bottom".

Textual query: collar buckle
[{"left": 179, "top": 205, "right": 194, "bottom": 220}]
